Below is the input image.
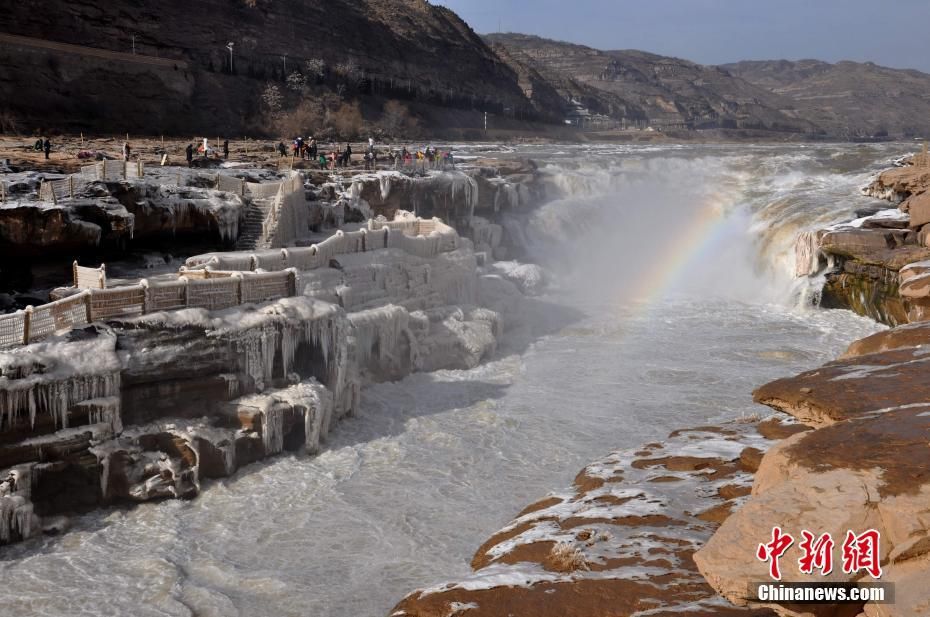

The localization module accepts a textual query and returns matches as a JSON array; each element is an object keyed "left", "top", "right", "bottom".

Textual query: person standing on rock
[
  {"left": 343, "top": 143, "right": 352, "bottom": 168},
  {"left": 223, "top": 140, "right": 229, "bottom": 160},
  {"left": 185, "top": 143, "right": 194, "bottom": 167},
  {"left": 43, "top": 137, "right": 51, "bottom": 160},
  {"left": 123, "top": 141, "right": 131, "bottom": 161}
]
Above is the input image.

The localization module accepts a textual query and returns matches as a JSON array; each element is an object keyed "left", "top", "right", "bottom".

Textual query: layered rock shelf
[
  {"left": 0, "top": 219, "right": 534, "bottom": 546},
  {"left": 391, "top": 416, "right": 806, "bottom": 617},
  {"left": 800, "top": 153, "right": 930, "bottom": 325},
  {"left": 696, "top": 321, "right": 930, "bottom": 616}
]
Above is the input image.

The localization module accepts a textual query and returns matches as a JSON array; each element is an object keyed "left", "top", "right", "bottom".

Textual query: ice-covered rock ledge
[
  {"left": 695, "top": 322, "right": 930, "bottom": 617},
  {"left": 0, "top": 228, "right": 539, "bottom": 546},
  {"left": 796, "top": 154, "right": 930, "bottom": 325},
  {"left": 391, "top": 415, "right": 805, "bottom": 617}
]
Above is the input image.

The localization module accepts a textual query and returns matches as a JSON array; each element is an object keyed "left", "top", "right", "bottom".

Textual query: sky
[{"left": 436, "top": 0, "right": 930, "bottom": 73}]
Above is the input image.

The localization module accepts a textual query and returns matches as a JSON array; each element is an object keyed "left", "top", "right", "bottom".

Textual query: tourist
[
  {"left": 223, "top": 139, "right": 229, "bottom": 160},
  {"left": 402, "top": 147, "right": 410, "bottom": 168},
  {"left": 34, "top": 138, "right": 43, "bottom": 151},
  {"left": 309, "top": 137, "right": 317, "bottom": 161},
  {"left": 343, "top": 143, "right": 353, "bottom": 168},
  {"left": 364, "top": 151, "right": 372, "bottom": 171},
  {"left": 122, "top": 142, "right": 131, "bottom": 161},
  {"left": 43, "top": 137, "right": 51, "bottom": 160},
  {"left": 277, "top": 141, "right": 287, "bottom": 157},
  {"left": 318, "top": 152, "right": 327, "bottom": 170},
  {"left": 186, "top": 143, "right": 194, "bottom": 166},
  {"left": 368, "top": 136, "right": 374, "bottom": 152}
]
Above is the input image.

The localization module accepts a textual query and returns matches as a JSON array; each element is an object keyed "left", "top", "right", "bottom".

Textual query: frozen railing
[
  {"left": 260, "top": 172, "right": 305, "bottom": 248},
  {"left": 185, "top": 216, "right": 460, "bottom": 273},
  {"left": 39, "top": 161, "right": 144, "bottom": 204},
  {"left": 0, "top": 292, "right": 91, "bottom": 348},
  {"left": 73, "top": 261, "right": 106, "bottom": 289},
  {"left": 215, "top": 175, "right": 284, "bottom": 199},
  {"left": 0, "top": 271, "right": 298, "bottom": 348},
  {"left": 1, "top": 215, "right": 454, "bottom": 348}
]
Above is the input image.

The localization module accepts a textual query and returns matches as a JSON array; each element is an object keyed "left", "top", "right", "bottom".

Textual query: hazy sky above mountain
[{"left": 437, "top": 0, "right": 930, "bottom": 72}]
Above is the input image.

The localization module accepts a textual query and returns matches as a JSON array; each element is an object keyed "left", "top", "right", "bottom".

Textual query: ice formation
[{"left": 0, "top": 209, "right": 535, "bottom": 546}]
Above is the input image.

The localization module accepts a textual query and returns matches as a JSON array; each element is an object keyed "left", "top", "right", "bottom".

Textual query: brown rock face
[
  {"left": 753, "top": 342, "right": 930, "bottom": 427},
  {"left": 699, "top": 321, "right": 930, "bottom": 616},
  {"left": 0, "top": 0, "right": 535, "bottom": 134},
  {"left": 392, "top": 420, "right": 797, "bottom": 617}
]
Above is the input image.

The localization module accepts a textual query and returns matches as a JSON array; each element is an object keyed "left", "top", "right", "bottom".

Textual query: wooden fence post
[
  {"left": 72, "top": 260, "right": 79, "bottom": 287},
  {"left": 83, "top": 292, "right": 93, "bottom": 323},
  {"left": 235, "top": 274, "right": 243, "bottom": 305},
  {"left": 140, "top": 280, "right": 149, "bottom": 314},
  {"left": 102, "top": 159, "right": 107, "bottom": 179},
  {"left": 99, "top": 264, "right": 106, "bottom": 289},
  {"left": 22, "top": 306, "right": 32, "bottom": 344},
  {"left": 286, "top": 269, "right": 297, "bottom": 297},
  {"left": 180, "top": 277, "right": 190, "bottom": 307},
  {"left": 68, "top": 175, "right": 74, "bottom": 199},
  {"left": 122, "top": 161, "right": 127, "bottom": 180}
]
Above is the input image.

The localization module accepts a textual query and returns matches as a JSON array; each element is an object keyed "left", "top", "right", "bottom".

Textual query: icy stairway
[{"left": 235, "top": 198, "right": 274, "bottom": 251}]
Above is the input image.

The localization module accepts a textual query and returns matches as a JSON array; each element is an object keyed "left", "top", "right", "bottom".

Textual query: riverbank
[
  {"left": 388, "top": 148, "right": 930, "bottom": 617},
  {"left": 800, "top": 149, "right": 930, "bottom": 325}
]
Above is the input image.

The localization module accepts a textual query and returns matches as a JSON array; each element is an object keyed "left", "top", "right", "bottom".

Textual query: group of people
[
  {"left": 392, "top": 146, "right": 454, "bottom": 171},
  {"left": 33, "top": 138, "right": 52, "bottom": 160},
  {"left": 184, "top": 139, "right": 230, "bottom": 166},
  {"left": 273, "top": 136, "right": 454, "bottom": 173}
]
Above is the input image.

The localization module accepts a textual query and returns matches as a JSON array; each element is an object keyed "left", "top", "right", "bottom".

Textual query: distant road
[{"left": 0, "top": 32, "right": 188, "bottom": 70}]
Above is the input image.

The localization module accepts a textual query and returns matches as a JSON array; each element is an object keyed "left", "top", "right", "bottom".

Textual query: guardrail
[
  {"left": 0, "top": 270, "right": 298, "bottom": 349},
  {"left": 185, "top": 216, "right": 459, "bottom": 273},
  {"left": 0, "top": 215, "right": 457, "bottom": 349},
  {"left": 39, "top": 161, "right": 144, "bottom": 204}
]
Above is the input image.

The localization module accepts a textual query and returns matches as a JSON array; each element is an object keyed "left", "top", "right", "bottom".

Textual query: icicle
[{"left": 794, "top": 230, "right": 823, "bottom": 278}]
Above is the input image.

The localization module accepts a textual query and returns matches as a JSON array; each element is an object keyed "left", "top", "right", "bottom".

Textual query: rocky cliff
[
  {"left": 800, "top": 153, "right": 930, "bottom": 325},
  {"left": 695, "top": 321, "right": 930, "bottom": 617},
  {"left": 0, "top": 0, "right": 537, "bottom": 135},
  {"left": 722, "top": 59, "right": 930, "bottom": 139},
  {"left": 484, "top": 33, "right": 818, "bottom": 135},
  {"left": 0, "top": 221, "right": 531, "bottom": 546}
]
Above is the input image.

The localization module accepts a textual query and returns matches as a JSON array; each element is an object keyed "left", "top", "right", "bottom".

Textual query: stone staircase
[{"left": 235, "top": 198, "right": 273, "bottom": 251}]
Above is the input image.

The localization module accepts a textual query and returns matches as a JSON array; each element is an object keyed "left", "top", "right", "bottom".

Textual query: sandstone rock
[
  {"left": 820, "top": 229, "right": 930, "bottom": 269},
  {"left": 863, "top": 167, "right": 930, "bottom": 203},
  {"left": 863, "top": 555, "right": 930, "bottom": 617},
  {"left": 393, "top": 420, "right": 783, "bottom": 617},
  {"left": 754, "top": 343, "right": 930, "bottom": 426},
  {"left": 904, "top": 192, "right": 930, "bottom": 229},
  {"left": 696, "top": 407, "right": 930, "bottom": 616},
  {"left": 841, "top": 320, "right": 930, "bottom": 359}
]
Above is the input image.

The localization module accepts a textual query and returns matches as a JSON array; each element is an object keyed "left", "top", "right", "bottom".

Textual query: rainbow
[{"left": 621, "top": 194, "right": 731, "bottom": 309}]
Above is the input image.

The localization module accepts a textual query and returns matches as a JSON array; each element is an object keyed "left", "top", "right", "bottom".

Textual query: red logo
[
  {"left": 798, "top": 530, "right": 834, "bottom": 575},
  {"left": 841, "top": 530, "right": 882, "bottom": 579},
  {"left": 757, "top": 526, "right": 794, "bottom": 580},
  {"left": 757, "top": 528, "right": 882, "bottom": 580}
]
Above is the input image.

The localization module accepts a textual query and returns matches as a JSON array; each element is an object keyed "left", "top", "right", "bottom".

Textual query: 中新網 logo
[{"left": 756, "top": 527, "right": 882, "bottom": 580}]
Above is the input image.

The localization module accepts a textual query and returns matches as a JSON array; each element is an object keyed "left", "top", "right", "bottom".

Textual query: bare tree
[
  {"left": 304, "top": 58, "right": 326, "bottom": 81},
  {"left": 286, "top": 71, "right": 306, "bottom": 92},
  {"left": 261, "top": 83, "right": 283, "bottom": 113},
  {"left": 380, "top": 100, "right": 414, "bottom": 137}
]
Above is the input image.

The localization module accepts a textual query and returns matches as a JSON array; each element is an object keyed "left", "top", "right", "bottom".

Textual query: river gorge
[{"left": 0, "top": 142, "right": 917, "bottom": 617}]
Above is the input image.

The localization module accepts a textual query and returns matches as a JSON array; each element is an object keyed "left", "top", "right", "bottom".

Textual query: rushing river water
[{"left": 0, "top": 143, "right": 914, "bottom": 617}]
